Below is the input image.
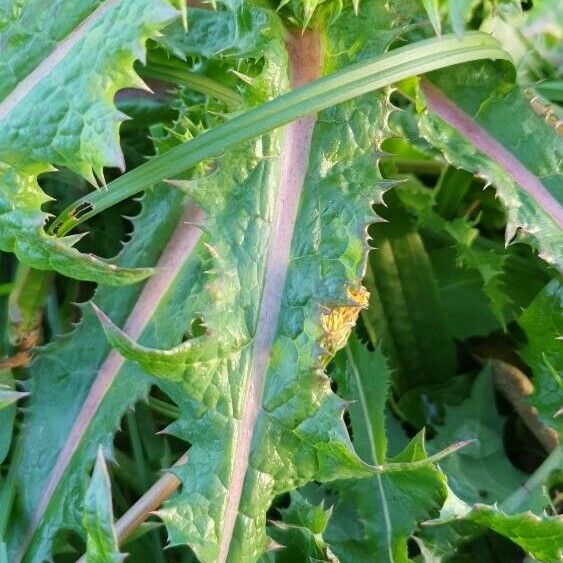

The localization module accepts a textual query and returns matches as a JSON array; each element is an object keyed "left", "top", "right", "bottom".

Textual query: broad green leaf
[
  {"left": 429, "top": 367, "right": 527, "bottom": 505},
  {"left": 424, "top": 488, "right": 563, "bottom": 562},
  {"left": 93, "top": 3, "right": 476, "bottom": 560},
  {"left": 417, "top": 62, "right": 563, "bottom": 269},
  {"left": 8, "top": 5, "right": 283, "bottom": 561},
  {"left": 518, "top": 280, "right": 563, "bottom": 438},
  {"left": 0, "top": 0, "right": 177, "bottom": 283},
  {"left": 82, "top": 450, "right": 124, "bottom": 563},
  {"left": 324, "top": 336, "right": 449, "bottom": 562},
  {"left": 8, "top": 182, "right": 202, "bottom": 562},
  {"left": 7, "top": 6, "right": 259, "bottom": 558}
]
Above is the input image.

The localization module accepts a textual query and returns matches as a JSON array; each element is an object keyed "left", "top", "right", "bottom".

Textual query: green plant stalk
[
  {"left": 8, "top": 266, "right": 53, "bottom": 348},
  {"left": 50, "top": 32, "right": 510, "bottom": 237},
  {"left": 501, "top": 447, "right": 563, "bottom": 514},
  {"left": 141, "top": 62, "right": 243, "bottom": 109}
]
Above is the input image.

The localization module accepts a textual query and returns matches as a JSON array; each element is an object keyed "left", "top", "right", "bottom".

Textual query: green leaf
[
  {"left": 0, "top": 0, "right": 177, "bottom": 283},
  {"left": 51, "top": 32, "right": 510, "bottom": 238},
  {"left": 92, "top": 3, "right": 478, "bottom": 560},
  {"left": 266, "top": 492, "right": 336, "bottom": 562},
  {"left": 8, "top": 184, "right": 201, "bottom": 562},
  {"left": 82, "top": 449, "right": 125, "bottom": 563},
  {"left": 417, "top": 62, "right": 563, "bottom": 269},
  {"left": 424, "top": 489, "right": 563, "bottom": 562},
  {"left": 518, "top": 280, "right": 563, "bottom": 438},
  {"left": 429, "top": 367, "right": 527, "bottom": 505},
  {"left": 440, "top": 218, "right": 510, "bottom": 327},
  {"left": 325, "top": 337, "right": 449, "bottom": 562}
]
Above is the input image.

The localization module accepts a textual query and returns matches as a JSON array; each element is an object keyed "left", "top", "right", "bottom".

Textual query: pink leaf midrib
[
  {"left": 18, "top": 203, "right": 204, "bottom": 562},
  {"left": 217, "top": 30, "right": 323, "bottom": 563},
  {"left": 0, "top": 0, "right": 120, "bottom": 121},
  {"left": 421, "top": 78, "right": 563, "bottom": 228}
]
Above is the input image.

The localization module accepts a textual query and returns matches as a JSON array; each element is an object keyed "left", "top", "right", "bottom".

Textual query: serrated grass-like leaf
[{"left": 0, "top": 0, "right": 177, "bottom": 283}]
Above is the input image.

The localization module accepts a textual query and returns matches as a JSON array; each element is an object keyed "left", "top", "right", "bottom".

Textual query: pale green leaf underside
[
  {"left": 0, "top": 0, "right": 177, "bottom": 283},
  {"left": 429, "top": 367, "right": 527, "bottom": 505}
]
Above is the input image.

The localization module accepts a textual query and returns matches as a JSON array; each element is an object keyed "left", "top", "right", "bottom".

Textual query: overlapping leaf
[
  {"left": 325, "top": 337, "right": 450, "bottom": 562},
  {"left": 429, "top": 367, "right": 527, "bottom": 505},
  {"left": 0, "top": 0, "right": 177, "bottom": 283},
  {"left": 417, "top": 61, "right": 563, "bottom": 269},
  {"left": 95, "top": 2, "right": 426, "bottom": 560}
]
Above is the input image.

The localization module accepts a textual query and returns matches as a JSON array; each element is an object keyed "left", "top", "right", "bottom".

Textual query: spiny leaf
[
  {"left": 9, "top": 6, "right": 283, "bottom": 561},
  {"left": 0, "top": 0, "right": 177, "bottom": 283},
  {"left": 94, "top": 3, "right": 420, "bottom": 560},
  {"left": 417, "top": 62, "right": 563, "bottom": 269},
  {"left": 267, "top": 491, "right": 337, "bottom": 562},
  {"left": 326, "top": 337, "right": 450, "bottom": 562},
  {"left": 424, "top": 488, "right": 563, "bottom": 562},
  {"left": 8, "top": 185, "right": 201, "bottom": 562},
  {"left": 82, "top": 449, "right": 125, "bottom": 563}
]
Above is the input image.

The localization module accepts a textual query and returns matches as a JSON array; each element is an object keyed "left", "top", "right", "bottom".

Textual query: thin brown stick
[
  {"left": 489, "top": 358, "right": 559, "bottom": 452},
  {"left": 77, "top": 454, "right": 187, "bottom": 562}
]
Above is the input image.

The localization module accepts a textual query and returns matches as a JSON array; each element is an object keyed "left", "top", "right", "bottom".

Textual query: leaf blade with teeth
[
  {"left": 417, "top": 63, "right": 563, "bottom": 269},
  {"left": 0, "top": 0, "right": 177, "bottom": 283}
]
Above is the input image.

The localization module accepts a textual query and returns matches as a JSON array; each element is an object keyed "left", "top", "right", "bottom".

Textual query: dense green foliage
[{"left": 0, "top": 0, "right": 561, "bottom": 562}]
